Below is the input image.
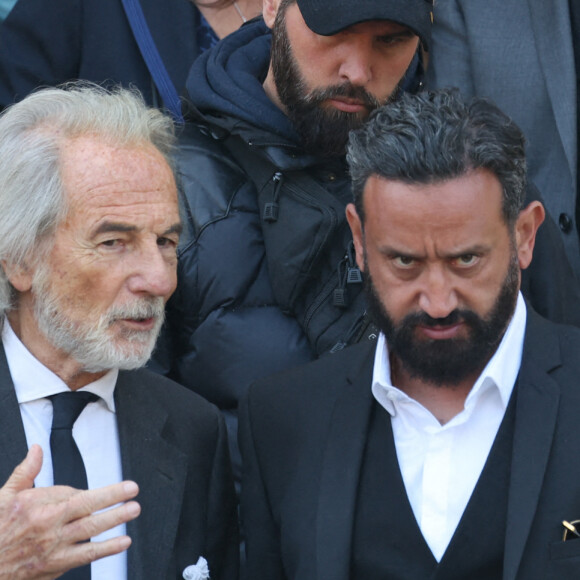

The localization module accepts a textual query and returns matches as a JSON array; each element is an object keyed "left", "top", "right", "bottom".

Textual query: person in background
[
  {"left": 0, "top": 83, "right": 238, "bottom": 580},
  {"left": 197, "top": 0, "right": 263, "bottom": 49},
  {"left": 157, "top": 0, "right": 432, "bottom": 484},
  {"left": 426, "top": 0, "right": 580, "bottom": 281},
  {"left": 240, "top": 89, "right": 580, "bottom": 579},
  {"left": 0, "top": 0, "right": 262, "bottom": 110}
]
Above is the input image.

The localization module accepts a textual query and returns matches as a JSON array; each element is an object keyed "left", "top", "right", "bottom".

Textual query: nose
[
  {"left": 126, "top": 245, "right": 177, "bottom": 299},
  {"left": 337, "top": 40, "right": 373, "bottom": 86},
  {"left": 417, "top": 267, "right": 459, "bottom": 320}
]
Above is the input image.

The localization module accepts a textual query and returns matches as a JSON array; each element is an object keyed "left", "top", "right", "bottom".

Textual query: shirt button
[{"left": 559, "top": 213, "right": 573, "bottom": 233}]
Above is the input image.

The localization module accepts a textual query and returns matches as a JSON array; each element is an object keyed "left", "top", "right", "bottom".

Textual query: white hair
[{"left": 0, "top": 82, "right": 176, "bottom": 315}]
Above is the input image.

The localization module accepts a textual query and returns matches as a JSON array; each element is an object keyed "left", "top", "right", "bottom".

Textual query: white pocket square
[{"left": 182, "top": 556, "right": 210, "bottom": 580}]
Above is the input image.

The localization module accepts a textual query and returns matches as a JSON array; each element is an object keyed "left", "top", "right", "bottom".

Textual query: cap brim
[{"left": 296, "top": 0, "right": 432, "bottom": 48}]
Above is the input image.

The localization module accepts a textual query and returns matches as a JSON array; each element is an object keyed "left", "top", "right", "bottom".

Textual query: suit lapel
[
  {"left": 316, "top": 343, "right": 375, "bottom": 580},
  {"left": 0, "top": 344, "right": 30, "bottom": 484},
  {"left": 503, "top": 311, "right": 562, "bottom": 580},
  {"left": 115, "top": 371, "right": 188, "bottom": 580},
  {"left": 527, "top": 0, "right": 577, "bottom": 181}
]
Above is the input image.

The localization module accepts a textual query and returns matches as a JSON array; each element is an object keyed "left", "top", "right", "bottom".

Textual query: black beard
[
  {"left": 270, "top": 6, "right": 393, "bottom": 158},
  {"left": 365, "top": 252, "right": 520, "bottom": 386}
]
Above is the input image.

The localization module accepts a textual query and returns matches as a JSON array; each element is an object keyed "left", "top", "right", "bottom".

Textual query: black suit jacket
[
  {"left": 0, "top": 346, "right": 239, "bottom": 580},
  {"left": 240, "top": 306, "right": 580, "bottom": 579},
  {"left": 0, "top": 0, "right": 199, "bottom": 107}
]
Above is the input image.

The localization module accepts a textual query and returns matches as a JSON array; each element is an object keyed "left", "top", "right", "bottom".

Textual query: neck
[
  {"left": 196, "top": 0, "right": 262, "bottom": 40},
  {"left": 390, "top": 354, "right": 481, "bottom": 425}
]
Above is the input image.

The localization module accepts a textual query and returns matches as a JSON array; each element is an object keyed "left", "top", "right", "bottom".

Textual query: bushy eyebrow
[
  {"left": 92, "top": 221, "right": 182, "bottom": 237},
  {"left": 162, "top": 223, "right": 183, "bottom": 237},
  {"left": 381, "top": 30, "right": 416, "bottom": 39},
  {"left": 380, "top": 243, "right": 490, "bottom": 260},
  {"left": 93, "top": 222, "right": 137, "bottom": 236}
]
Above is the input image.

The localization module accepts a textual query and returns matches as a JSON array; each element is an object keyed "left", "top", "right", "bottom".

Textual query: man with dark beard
[
  {"left": 157, "top": 0, "right": 432, "bottom": 486},
  {"left": 0, "top": 84, "right": 238, "bottom": 579},
  {"left": 239, "top": 89, "right": 580, "bottom": 579}
]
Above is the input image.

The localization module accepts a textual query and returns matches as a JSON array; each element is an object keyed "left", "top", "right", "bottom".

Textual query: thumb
[{"left": 2, "top": 444, "right": 43, "bottom": 493}]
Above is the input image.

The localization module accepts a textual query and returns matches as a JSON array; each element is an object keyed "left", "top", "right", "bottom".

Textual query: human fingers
[
  {"left": 65, "top": 500, "right": 141, "bottom": 544},
  {"left": 45, "top": 533, "right": 134, "bottom": 577},
  {"left": 65, "top": 481, "right": 139, "bottom": 522},
  {"left": 1, "top": 444, "right": 43, "bottom": 494}
]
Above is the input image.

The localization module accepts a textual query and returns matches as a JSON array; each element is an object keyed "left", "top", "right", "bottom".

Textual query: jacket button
[{"left": 559, "top": 213, "right": 573, "bottom": 233}]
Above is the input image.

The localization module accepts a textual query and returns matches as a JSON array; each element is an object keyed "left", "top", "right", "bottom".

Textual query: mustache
[
  {"left": 106, "top": 298, "right": 165, "bottom": 324},
  {"left": 305, "top": 82, "right": 382, "bottom": 110},
  {"left": 402, "top": 309, "right": 480, "bottom": 329}
]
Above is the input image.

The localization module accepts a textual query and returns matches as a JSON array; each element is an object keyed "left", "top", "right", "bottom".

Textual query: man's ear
[
  {"left": 262, "top": 0, "right": 280, "bottom": 28},
  {"left": 1, "top": 260, "right": 34, "bottom": 293},
  {"left": 515, "top": 201, "right": 545, "bottom": 270},
  {"left": 346, "top": 203, "right": 365, "bottom": 272}
]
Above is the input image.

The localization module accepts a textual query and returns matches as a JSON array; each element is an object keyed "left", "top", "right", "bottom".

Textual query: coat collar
[
  {"left": 0, "top": 343, "right": 30, "bottom": 484},
  {"left": 115, "top": 370, "right": 189, "bottom": 580},
  {"left": 503, "top": 308, "right": 562, "bottom": 580},
  {"left": 315, "top": 342, "right": 375, "bottom": 580}
]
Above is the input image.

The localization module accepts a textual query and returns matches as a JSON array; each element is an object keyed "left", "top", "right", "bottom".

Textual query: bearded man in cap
[{"left": 156, "top": 0, "right": 432, "bottom": 482}]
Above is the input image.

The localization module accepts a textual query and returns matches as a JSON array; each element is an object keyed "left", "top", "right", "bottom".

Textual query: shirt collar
[
  {"left": 2, "top": 318, "right": 118, "bottom": 412},
  {"left": 372, "top": 292, "right": 527, "bottom": 416}
]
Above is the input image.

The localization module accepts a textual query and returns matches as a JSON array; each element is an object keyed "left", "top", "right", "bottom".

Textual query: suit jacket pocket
[{"left": 550, "top": 539, "right": 580, "bottom": 560}]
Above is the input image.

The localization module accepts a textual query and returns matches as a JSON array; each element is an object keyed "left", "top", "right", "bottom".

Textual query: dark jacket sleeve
[
  {"left": 0, "top": 0, "right": 83, "bottom": 105},
  {"left": 0, "top": 0, "right": 199, "bottom": 107}
]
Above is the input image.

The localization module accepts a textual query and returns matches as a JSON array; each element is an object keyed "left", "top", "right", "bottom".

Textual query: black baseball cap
[{"left": 295, "top": 0, "right": 433, "bottom": 48}]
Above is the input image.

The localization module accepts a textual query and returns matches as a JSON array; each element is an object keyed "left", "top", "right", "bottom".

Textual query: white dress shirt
[
  {"left": 372, "top": 293, "right": 527, "bottom": 561},
  {"left": 2, "top": 319, "right": 127, "bottom": 580}
]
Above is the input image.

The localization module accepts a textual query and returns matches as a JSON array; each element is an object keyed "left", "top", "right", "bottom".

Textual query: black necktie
[
  {"left": 50, "top": 391, "right": 98, "bottom": 489},
  {"left": 49, "top": 391, "right": 98, "bottom": 580}
]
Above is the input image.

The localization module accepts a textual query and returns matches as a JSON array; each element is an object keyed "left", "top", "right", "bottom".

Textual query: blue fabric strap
[{"left": 120, "top": 0, "right": 185, "bottom": 123}]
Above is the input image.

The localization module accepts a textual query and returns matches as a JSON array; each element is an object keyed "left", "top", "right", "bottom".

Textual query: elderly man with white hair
[{"left": 0, "top": 83, "right": 238, "bottom": 580}]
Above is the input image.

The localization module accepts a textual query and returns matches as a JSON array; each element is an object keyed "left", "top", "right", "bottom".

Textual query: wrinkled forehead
[{"left": 58, "top": 136, "right": 178, "bottom": 226}]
